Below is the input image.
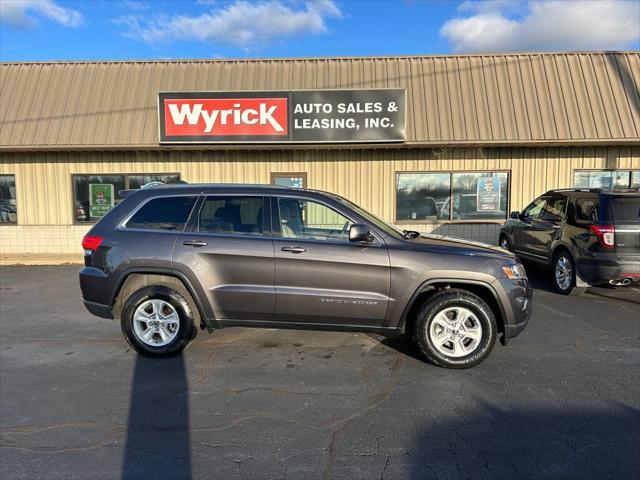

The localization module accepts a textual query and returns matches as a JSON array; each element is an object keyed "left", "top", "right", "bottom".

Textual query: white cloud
[
  {"left": 119, "top": 0, "right": 149, "bottom": 11},
  {"left": 0, "top": 0, "right": 82, "bottom": 28},
  {"left": 114, "top": 0, "right": 341, "bottom": 50},
  {"left": 441, "top": 0, "right": 640, "bottom": 53}
]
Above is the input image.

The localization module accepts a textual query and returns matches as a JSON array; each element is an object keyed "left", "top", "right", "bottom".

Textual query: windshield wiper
[{"left": 402, "top": 230, "right": 421, "bottom": 239}]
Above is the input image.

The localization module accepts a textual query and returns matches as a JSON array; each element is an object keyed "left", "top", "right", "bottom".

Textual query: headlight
[{"left": 502, "top": 263, "right": 527, "bottom": 281}]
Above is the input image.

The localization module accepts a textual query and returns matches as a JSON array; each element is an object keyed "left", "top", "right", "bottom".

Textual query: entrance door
[{"left": 271, "top": 196, "right": 390, "bottom": 326}]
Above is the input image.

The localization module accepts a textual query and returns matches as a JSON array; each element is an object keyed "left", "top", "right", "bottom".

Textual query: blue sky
[{"left": 1, "top": 0, "right": 639, "bottom": 62}]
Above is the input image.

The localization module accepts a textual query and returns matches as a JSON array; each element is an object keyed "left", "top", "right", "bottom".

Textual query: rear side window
[
  {"left": 126, "top": 196, "right": 197, "bottom": 230},
  {"left": 199, "top": 196, "right": 264, "bottom": 235},
  {"left": 575, "top": 198, "right": 599, "bottom": 224},
  {"left": 608, "top": 198, "right": 640, "bottom": 224}
]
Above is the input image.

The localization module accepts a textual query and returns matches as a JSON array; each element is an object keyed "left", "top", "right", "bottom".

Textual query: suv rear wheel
[
  {"left": 121, "top": 285, "right": 195, "bottom": 357},
  {"left": 552, "top": 252, "right": 587, "bottom": 296},
  {"left": 411, "top": 289, "right": 497, "bottom": 368}
]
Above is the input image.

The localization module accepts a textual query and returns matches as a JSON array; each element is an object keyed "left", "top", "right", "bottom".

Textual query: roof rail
[{"left": 548, "top": 187, "right": 640, "bottom": 194}]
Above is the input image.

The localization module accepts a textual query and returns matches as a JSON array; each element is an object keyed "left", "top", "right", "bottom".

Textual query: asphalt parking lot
[{"left": 0, "top": 265, "right": 639, "bottom": 480}]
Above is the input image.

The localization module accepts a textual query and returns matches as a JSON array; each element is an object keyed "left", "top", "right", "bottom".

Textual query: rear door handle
[
  {"left": 183, "top": 240, "right": 208, "bottom": 247},
  {"left": 281, "top": 246, "right": 306, "bottom": 254}
]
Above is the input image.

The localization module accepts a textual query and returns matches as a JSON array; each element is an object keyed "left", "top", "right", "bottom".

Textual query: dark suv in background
[
  {"left": 499, "top": 189, "right": 640, "bottom": 295},
  {"left": 80, "top": 184, "right": 532, "bottom": 368}
]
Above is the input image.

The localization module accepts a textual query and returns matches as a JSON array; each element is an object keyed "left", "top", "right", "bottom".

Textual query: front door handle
[
  {"left": 183, "top": 240, "right": 208, "bottom": 247},
  {"left": 281, "top": 246, "right": 307, "bottom": 254}
]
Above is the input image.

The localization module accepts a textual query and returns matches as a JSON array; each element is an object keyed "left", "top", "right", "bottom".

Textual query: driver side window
[
  {"left": 277, "top": 198, "right": 353, "bottom": 241},
  {"left": 522, "top": 197, "right": 547, "bottom": 220}
]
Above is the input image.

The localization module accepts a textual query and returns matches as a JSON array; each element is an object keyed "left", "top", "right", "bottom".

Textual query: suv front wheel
[
  {"left": 121, "top": 285, "right": 196, "bottom": 357},
  {"left": 499, "top": 234, "right": 511, "bottom": 251},
  {"left": 412, "top": 289, "right": 497, "bottom": 368},
  {"left": 552, "top": 252, "right": 587, "bottom": 296}
]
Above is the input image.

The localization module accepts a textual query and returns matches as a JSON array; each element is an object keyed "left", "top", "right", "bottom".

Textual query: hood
[{"left": 404, "top": 233, "right": 516, "bottom": 260}]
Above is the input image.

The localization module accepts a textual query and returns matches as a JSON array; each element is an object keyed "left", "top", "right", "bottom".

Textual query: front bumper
[
  {"left": 494, "top": 278, "right": 533, "bottom": 344},
  {"left": 504, "top": 316, "right": 529, "bottom": 339}
]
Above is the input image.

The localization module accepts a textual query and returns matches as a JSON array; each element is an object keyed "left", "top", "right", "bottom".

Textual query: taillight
[
  {"left": 82, "top": 234, "right": 103, "bottom": 252},
  {"left": 590, "top": 225, "right": 615, "bottom": 248}
]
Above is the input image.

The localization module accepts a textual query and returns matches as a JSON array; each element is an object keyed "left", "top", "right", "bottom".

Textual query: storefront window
[
  {"left": 396, "top": 173, "right": 450, "bottom": 221},
  {"left": 631, "top": 171, "right": 640, "bottom": 189},
  {"left": 0, "top": 175, "right": 17, "bottom": 224},
  {"left": 396, "top": 171, "right": 509, "bottom": 222},
  {"left": 271, "top": 172, "right": 306, "bottom": 189},
  {"left": 574, "top": 170, "right": 632, "bottom": 189},
  {"left": 73, "top": 173, "right": 180, "bottom": 222},
  {"left": 450, "top": 172, "right": 508, "bottom": 220}
]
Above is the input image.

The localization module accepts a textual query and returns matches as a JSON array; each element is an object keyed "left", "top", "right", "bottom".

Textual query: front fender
[{"left": 393, "top": 276, "right": 508, "bottom": 333}]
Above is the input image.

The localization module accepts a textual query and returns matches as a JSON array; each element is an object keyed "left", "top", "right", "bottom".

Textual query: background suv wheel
[
  {"left": 411, "top": 289, "right": 497, "bottom": 368},
  {"left": 499, "top": 234, "right": 511, "bottom": 251},
  {"left": 121, "top": 285, "right": 195, "bottom": 357},
  {"left": 552, "top": 251, "right": 587, "bottom": 296}
]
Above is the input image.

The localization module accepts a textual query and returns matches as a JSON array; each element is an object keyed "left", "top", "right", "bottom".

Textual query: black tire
[
  {"left": 499, "top": 234, "right": 511, "bottom": 251},
  {"left": 552, "top": 251, "right": 587, "bottom": 296},
  {"left": 121, "top": 285, "right": 196, "bottom": 357},
  {"left": 411, "top": 289, "right": 497, "bottom": 369}
]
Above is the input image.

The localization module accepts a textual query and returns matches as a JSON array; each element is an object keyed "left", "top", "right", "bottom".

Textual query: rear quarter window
[
  {"left": 574, "top": 197, "right": 599, "bottom": 224},
  {"left": 126, "top": 196, "right": 197, "bottom": 230}
]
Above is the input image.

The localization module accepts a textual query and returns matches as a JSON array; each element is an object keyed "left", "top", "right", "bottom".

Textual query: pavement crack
[{"left": 322, "top": 353, "right": 405, "bottom": 480}]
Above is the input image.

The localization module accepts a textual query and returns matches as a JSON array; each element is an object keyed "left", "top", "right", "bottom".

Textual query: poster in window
[
  {"left": 477, "top": 177, "right": 501, "bottom": 212},
  {"left": 89, "top": 184, "right": 114, "bottom": 218}
]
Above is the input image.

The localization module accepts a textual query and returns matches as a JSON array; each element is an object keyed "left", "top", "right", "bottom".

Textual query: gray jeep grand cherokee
[{"left": 79, "top": 184, "right": 532, "bottom": 368}]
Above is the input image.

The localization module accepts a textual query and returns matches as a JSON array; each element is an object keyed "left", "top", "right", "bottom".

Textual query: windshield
[{"left": 332, "top": 194, "right": 405, "bottom": 239}]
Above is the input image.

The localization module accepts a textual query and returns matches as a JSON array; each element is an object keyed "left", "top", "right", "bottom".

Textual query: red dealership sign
[
  {"left": 159, "top": 90, "right": 406, "bottom": 143},
  {"left": 163, "top": 97, "right": 288, "bottom": 138}
]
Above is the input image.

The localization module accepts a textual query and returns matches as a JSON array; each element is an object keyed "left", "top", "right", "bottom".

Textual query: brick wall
[{"left": 0, "top": 225, "right": 90, "bottom": 255}]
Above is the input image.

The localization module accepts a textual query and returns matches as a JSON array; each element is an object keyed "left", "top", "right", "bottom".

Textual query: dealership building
[{"left": 0, "top": 51, "right": 639, "bottom": 259}]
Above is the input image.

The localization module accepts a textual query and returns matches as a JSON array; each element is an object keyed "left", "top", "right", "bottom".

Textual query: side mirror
[
  {"left": 510, "top": 211, "right": 520, "bottom": 220},
  {"left": 349, "top": 224, "right": 371, "bottom": 242}
]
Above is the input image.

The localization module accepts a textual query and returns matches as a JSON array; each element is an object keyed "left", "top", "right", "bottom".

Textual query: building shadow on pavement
[
  {"left": 409, "top": 402, "right": 640, "bottom": 480},
  {"left": 122, "top": 354, "right": 191, "bottom": 480}
]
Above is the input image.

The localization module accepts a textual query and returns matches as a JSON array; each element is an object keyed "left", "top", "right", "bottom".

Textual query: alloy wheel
[
  {"left": 555, "top": 256, "right": 572, "bottom": 291},
  {"left": 133, "top": 299, "right": 180, "bottom": 347},
  {"left": 428, "top": 306, "right": 483, "bottom": 358}
]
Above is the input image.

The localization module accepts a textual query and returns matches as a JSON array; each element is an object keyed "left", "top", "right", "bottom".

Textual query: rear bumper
[
  {"left": 83, "top": 300, "right": 113, "bottom": 319},
  {"left": 79, "top": 266, "right": 113, "bottom": 318},
  {"left": 577, "top": 258, "right": 640, "bottom": 285}
]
